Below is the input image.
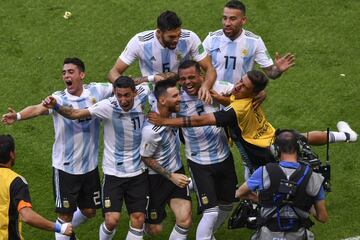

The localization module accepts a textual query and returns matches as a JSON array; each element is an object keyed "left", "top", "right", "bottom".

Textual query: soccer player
[
  {"left": 203, "top": 0, "right": 295, "bottom": 177},
  {"left": 1, "top": 58, "right": 113, "bottom": 240},
  {"left": 140, "top": 78, "right": 192, "bottom": 239},
  {"left": 108, "top": 10, "right": 216, "bottom": 103},
  {"left": 174, "top": 60, "right": 238, "bottom": 239},
  {"left": 42, "top": 76, "right": 150, "bottom": 240},
  {"left": 203, "top": 0, "right": 295, "bottom": 84},
  {"left": 148, "top": 70, "right": 358, "bottom": 176},
  {"left": 0, "top": 134, "right": 73, "bottom": 238}
]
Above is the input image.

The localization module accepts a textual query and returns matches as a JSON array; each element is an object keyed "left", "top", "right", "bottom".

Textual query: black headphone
[{"left": 270, "top": 129, "right": 303, "bottom": 160}]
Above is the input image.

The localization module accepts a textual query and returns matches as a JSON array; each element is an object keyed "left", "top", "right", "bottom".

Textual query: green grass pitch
[{"left": 0, "top": 0, "right": 359, "bottom": 239}]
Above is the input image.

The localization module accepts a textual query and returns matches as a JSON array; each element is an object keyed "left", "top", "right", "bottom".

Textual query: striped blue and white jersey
[
  {"left": 51, "top": 82, "right": 113, "bottom": 175},
  {"left": 203, "top": 29, "right": 273, "bottom": 84},
  {"left": 140, "top": 119, "right": 182, "bottom": 175},
  {"left": 119, "top": 29, "right": 207, "bottom": 76},
  {"left": 88, "top": 84, "right": 150, "bottom": 178},
  {"left": 179, "top": 81, "right": 233, "bottom": 165}
]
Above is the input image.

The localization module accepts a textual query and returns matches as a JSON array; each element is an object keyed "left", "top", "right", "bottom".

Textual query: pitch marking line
[{"left": 342, "top": 236, "right": 360, "bottom": 240}]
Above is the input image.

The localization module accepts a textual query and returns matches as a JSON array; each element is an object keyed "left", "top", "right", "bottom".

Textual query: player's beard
[
  {"left": 161, "top": 37, "right": 178, "bottom": 50},
  {"left": 168, "top": 103, "right": 180, "bottom": 113}
]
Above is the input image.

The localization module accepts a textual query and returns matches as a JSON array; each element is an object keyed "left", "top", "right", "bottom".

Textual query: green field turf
[{"left": 1, "top": 0, "right": 359, "bottom": 239}]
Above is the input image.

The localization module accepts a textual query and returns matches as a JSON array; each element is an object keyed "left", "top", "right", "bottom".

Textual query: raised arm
[
  {"left": 20, "top": 207, "right": 73, "bottom": 236},
  {"left": 198, "top": 55, "right": 216, "bottom": 104},
  {"left": 42, "top": 96, "right": 91, "bottom": 120},
  {"left": 210, "top": 89, "right": 231, "bottom": 106},
  {"left": 141, "top": 156, "right": 189, "bottom": 188},
  {"left": 2, "top": 104, "right": 49, "bottom": 125},
  {"left": 108, "top": 58, "right": 130, "bottom": 83},
  {"left": 262, "top": 52, "right": 295, "bottom": 79}
]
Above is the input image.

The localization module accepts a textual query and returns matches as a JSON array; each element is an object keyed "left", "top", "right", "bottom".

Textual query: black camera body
[{"left": 298, "top": 140, "right": 331, "bottom": 192}]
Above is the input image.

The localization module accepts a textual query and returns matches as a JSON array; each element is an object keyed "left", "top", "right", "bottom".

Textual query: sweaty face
[
  {"left": 163, "top": 87, "right": 181, "bottom": 113},
  {"left": 114, "top": 87, "right": 136, "bottom": 112},
  {"left": 62, "top": 64, "right": 85, "bottom": 96},
  {"left": 222, "top": 7, "right": 246, "bottom": 40},
  {"left": 158, "top": 28, "right": 181, "bottom": 50},
  {"left": 179, "top": 66, "right": 203, "bottom": 96},
  {"left": 232, "top": 75, "right": 254, "bottom": 99}
]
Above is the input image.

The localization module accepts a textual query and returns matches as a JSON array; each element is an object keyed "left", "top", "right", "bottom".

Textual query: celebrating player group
[{"left": 1, "top": 1, "right": 357, "bottom": 240}]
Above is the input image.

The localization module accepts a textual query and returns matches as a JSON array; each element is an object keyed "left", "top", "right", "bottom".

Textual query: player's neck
[
  {"left": 279, "top": 153, "right": 298, "bottom": 162},
  {"left": 0, "top": 162, "right": 12, "bottom": 169}
]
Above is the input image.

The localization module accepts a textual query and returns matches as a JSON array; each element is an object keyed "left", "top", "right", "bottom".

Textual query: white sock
[
  {"left": 126, "top": 226, "right": 144, "bottom": 240},
  {"left": 72, "top": 208, "right": 88, "bottom": 228},
  {"left": 99, "top": 222, "right": 116, "bottom": 240},
  {"left": 213, "top": 204, "right": 232, "bottom": 232},
  {"left": 169, "top": 224, "right": 189, "bottom": 240},
  {"left": 196, "top": 207, "right": 219, "bottom": 240},
  {"left": 55, "top": 219, "right": 70, "bottom": 240},
  {"left": 329, "top": 131, "right": 347, "bottom": 142}
]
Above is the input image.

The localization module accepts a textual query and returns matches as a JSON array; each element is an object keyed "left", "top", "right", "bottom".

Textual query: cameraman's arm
[
  {"left": 235, "top": 183, "right": 259, "bottom": 203},
  {"left": 313, "top": 200, "right": 328, "bottom": 223}
]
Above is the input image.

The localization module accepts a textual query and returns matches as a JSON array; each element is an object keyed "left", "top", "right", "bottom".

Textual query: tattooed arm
[{"left": 141, "top": 156, "right": 189, "bottom": 188}]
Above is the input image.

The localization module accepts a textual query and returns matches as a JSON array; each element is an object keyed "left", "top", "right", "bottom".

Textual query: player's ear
[
  {"left": 242, "top": 16, "right": 247, "bottom": 25},
  {"left": 9, "top": 151, "right": 16, "bottom": 166},
  {"left": 158, "top": 95, "right": 166, "bottom": 106},
  {"left": 80, "top": 71, "right": 85, "bottom": 80},
  {"left": 156, "top": 29, "right": 162, "bottom": 37}
]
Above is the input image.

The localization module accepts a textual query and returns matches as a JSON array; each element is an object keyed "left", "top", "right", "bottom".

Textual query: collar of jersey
[
  {"left": 64, "top": 87, "right": 90, "bottom": 101},
  {"left": 279, "top": 161, "right": 300, "bottom": 169}
]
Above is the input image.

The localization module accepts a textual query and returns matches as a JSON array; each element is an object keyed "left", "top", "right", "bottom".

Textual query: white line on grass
[{"left": 342, "top": 236, "right": 360, "bottom": 240}]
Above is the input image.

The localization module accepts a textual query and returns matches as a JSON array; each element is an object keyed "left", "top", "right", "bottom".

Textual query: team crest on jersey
[
  {"left": 241, "top": 48, "right": 248, "bottom": 57},
  {"left": 63, "top": 200, "right": 70, "bottom": 208},
  {"left": 198, "top": 44, "right": 205, "bottom": 54},
  {"left": 150, "top": 211, "right": 158, "bottom": 220},
  {"left": 201, "top": 195, "right": 209, "bottom": 205},
  {"left": 104, "top": 199, "right": 111, "bottom": 208},
  {"left": 176, "top": 52, "right": 183, "bottom": 61},
  {"left": 91, "top": 97, "right": 97, "bottom": 104}
]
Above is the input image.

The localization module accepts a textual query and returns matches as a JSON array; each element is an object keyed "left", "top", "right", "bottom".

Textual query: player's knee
[
  {"left": 130, "top": 212, "right": 145, "bottom": 229},
  {"left": 58, "top": 213, "right": 73, "bottom": 223},
  {"left": 105, "top": 214, "right": 120, "bottom": 231},
  {"left": 81, "top": 208, "right": 96, "bottom": 219},
  {"left": 146, "top": 224, "right": 163, "bottom": 235},
  {"left": 176, "top": 211, "right": 192, "bottom": 229}
]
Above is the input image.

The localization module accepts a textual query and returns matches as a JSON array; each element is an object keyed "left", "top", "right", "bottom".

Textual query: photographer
[
  {"left": 0, "top": 134, "right": 73, "bottom": 238},
  {"left": 235, "top": 129, "right": 328, "bottom": 240}
]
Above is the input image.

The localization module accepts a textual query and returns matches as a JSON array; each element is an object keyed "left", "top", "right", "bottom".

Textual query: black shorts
[
  {"left": 188, "top": 153, "right": 238, "bottom": 214},
  {"left": 146, "top": 167, "right": 191, "bottom": 224},
  {"left": 237, "top": 137, "right": 275, "bottom": 170},
  {"left": 102, "top": 172, "right": 149, "bottom": 214},
  {"left": 53, "top": 167, "right": 101, "bottom": 214}
]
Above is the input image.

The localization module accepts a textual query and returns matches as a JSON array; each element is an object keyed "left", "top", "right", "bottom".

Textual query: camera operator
[{"left": 235, "top": 129, "right": 328, "bottom": 240}]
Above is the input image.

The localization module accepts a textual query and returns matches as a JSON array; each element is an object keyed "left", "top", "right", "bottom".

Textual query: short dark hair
[
  {"left": 225, "top": 0, "right": 246, "bottom": 15},
  {"left": 0, "top": 135, "right": 15, "bottom": 164},
  {"left": 178, "top": 60, "right": 201, "bottom": 74},
  {"left": 63, "top": 57, "right": 85, "bottom": 72},
  {"left": 247, "top": 70, "right": 269, "bottom": 94},
  {"left": 154, "top": 77, "right": 179, "bottom": 100},
  {"left": 274, "top": 129, "right": 300, "bottom": 154},
  {"left": 157, "top": 11, "right": 182, "bottom": 32},
  {"left": 113, "top": 76, "right": 136, "bottom": 91}
]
